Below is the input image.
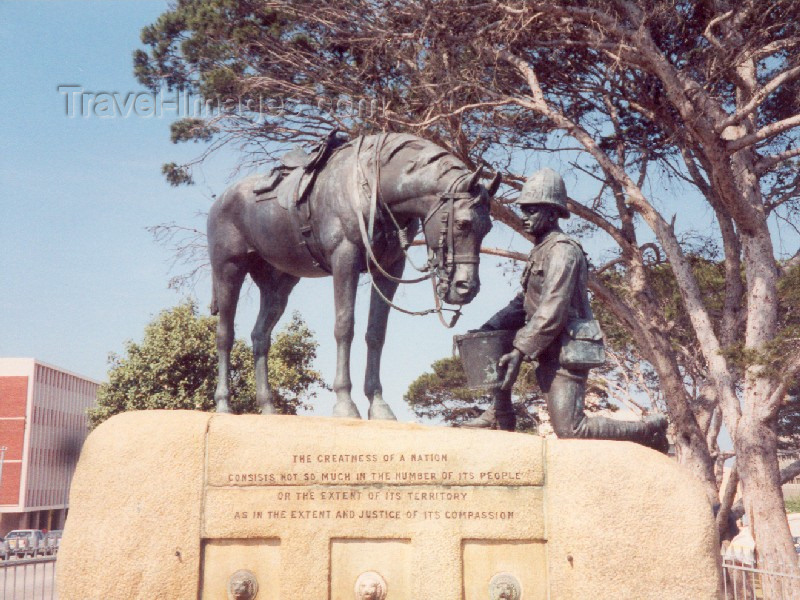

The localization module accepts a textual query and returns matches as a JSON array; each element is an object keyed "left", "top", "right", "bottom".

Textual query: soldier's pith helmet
[{"left": 516, "top": 168, "right": 570, "bottom": 218}]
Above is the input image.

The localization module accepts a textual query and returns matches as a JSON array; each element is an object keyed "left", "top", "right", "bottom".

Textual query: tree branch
[
  {"left": 496, "top": 46, "right": 742, "bottom": 437},
  {"left": 703, "top": 10, "right": 733, "bottom": 50},
  {"left": 727, "top": 113, "right": 800, "bottom": 152},
  {"left": 766, "top": 354, "right": 800, "bottom": 420},
  {"left": 717, "top": 460, "right": 739, "bottom": 541},
  {"left": 717, "top": 64, "right": 800, "bottom": 132},
  {"left": 757, "top": 146, "right": 800, "bottom": 174},
  {"left": 781, "top": 459, "right": 800, "bottom": 485}
]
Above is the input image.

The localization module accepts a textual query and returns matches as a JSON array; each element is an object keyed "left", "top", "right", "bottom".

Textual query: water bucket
[{"left": 453, "top": 329, "right": 516, "bottom": 389}]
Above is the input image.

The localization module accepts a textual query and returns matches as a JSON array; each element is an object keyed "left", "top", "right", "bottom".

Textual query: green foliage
[
  {"left": 135, "top": 1, "right": 308, "bottom": 183},
  {"left": 594, "top": 255, "right": 800, "bottom": 451},
  {"left": 720, "top": 264, "right": 800, "bottom": 379},
  {"left": 161, "top": 162, "right": 194, "bottom": 186},
  {"left": 404, "top": 356, "right": 542, "bottom": 432},
  {"left": 779, "top": 392, "right": 800, "bottom": 451},
  {"left": 594, "top": 255, "right": 727, "bottom": 357},
  {"left": 169, "top": 118, "right": 219, "bottom": 143},
  {"left": 404, "top": 353, "right": 617, "bottom": 433},
  {"left": 774, "top": 264, "right": 800, "bottom": 370},
  {"left": 404, "top": 356, "right": 485, "bottom": 423},
  {"left": 266, "top": 314, "right": 328, "bottom": 405},
  {"left": 135, "top": 0, "right": 289, "bottom": 98},
  {"left": 589, "top": 254, "right": 729, "bottom": 411},
  {"left": 785, "top": 496, "right": 800, "bottom": 514},
  {"left": 198, "top": 67, "right": 240, "bottom": 100},
  {"left": 89, "top": 301, "right": 326, "bottom": 427},
  {"left": 135, "top": 0, "right": 518, "bottom": 183}
]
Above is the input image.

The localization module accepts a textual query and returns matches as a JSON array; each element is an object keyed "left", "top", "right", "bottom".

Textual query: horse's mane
[
  {"left": 350, "top": 133, "right": 491, "bottom": 238},
  {"left": 355, "top": 133, "right": 472, "bottom": 191}
]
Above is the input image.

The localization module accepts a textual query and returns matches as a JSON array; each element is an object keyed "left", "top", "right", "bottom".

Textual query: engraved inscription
[
  {"left": 293, "top": 453, "right": 447, "bottom": 463},
  {"left": 207, "top": 419, "right": 545, "bottom": 491},
  {"left": 489, "top": 572, "right": 522, "bottom": 600},
  {"left": 354, "top": 571, "right": 388, "bottom": 600},
  {"left": 224, "top": 451, "right": 531, "bottom": 487},
  {"left": 227, "top": 486, "right": 518, "bottom": 523},
  {"left": 208, "top": 447, "right": 543, "bottom": 533}
]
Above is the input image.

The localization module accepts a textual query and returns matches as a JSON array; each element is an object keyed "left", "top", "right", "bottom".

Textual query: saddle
[
  {"left": 253, "top": 130, "right": 348, "bottom": 273},
  {"left": 253, "top": 130, "right": 347, "bottom": 199}
]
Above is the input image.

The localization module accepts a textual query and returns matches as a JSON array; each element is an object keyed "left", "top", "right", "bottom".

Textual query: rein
[
  {"left": 353, "top": 135, "right": 431, "bottom": 285},
  {"left": 351, "top": 135, "right": 473, "bottom": 328}
]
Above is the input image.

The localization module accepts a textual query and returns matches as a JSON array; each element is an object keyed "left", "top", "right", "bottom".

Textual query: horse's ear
[
  {"left": 487, "top": 172, "right": 502, "bottom": 197},
  {"left": 466, "top": 167, "right": 483, "bottom": 193}
]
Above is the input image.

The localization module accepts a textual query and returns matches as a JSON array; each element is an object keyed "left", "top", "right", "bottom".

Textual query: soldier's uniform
[{"left": 465, "top": 169, "right": 668, "bottom": 451}]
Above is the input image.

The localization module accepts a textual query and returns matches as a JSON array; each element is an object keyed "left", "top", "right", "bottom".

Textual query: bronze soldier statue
[{"left": 463, "top": 168, "right": 669, "bottom": 452}]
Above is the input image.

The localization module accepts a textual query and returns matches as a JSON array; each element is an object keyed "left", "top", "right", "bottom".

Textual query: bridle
[
  {"left": 421, "top": 190, "right": 484, "bottom": 286},
  {"left": 351, "top": 134, "right": 485, "bottom": 328}
]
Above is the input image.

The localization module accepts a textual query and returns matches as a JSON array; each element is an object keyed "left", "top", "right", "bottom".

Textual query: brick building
[{"left": 0, "top": 358, "right": 98, "bottom": 533}]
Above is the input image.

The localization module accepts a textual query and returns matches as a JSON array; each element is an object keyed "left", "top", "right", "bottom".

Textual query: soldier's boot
[
  {"left": 547, "top": 372, "right": 669, "bottom": 453},
  {"left": 569, "top": 413, "right": 670, "bottom": 453},
  {"left": 460, "top": 407, "right": 517, "bottom": 431},
  {"left": 461, "top": 406, "right": 497, "bottom": 429},
  {"left": 495, "top": 410, "right": 516, "bottom": 432},
  {"left": 642, "top": 415, "right": 670, "bottom": 453},
  {"left": 494, "top": 388, "right": 516, "bottom": 432},
  {"left": 614, "top": 414, "right": 669, "bottom": 453},
  {"left": 461, "top": 387, "right": 517, "bottom": 431}
]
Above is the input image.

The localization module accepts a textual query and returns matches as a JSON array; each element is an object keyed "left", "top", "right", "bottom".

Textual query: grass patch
[{"left": 785, "top": 496, "right": 800, "bottom": 513}]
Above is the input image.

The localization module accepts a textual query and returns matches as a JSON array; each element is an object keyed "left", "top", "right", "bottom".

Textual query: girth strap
[
  {"left": 289, "top": 131, "right": 345, "bottom": 274},
  {"left": 293, "top": 181, "right": 331, "bottom": 274}
]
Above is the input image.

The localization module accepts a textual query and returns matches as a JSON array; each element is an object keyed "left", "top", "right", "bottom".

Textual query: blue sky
[
  {"left": 0, "top": 0, "right": 535, "bottom": 422},
  {"left": 0, "top": 2, "right": 224, "bottom": 374},
  {"left": 1, "top": 1, "right": 777, "bottom": 430}
]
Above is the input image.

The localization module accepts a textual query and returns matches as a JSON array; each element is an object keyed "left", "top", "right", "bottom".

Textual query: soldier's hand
[{"left": 498, "top": 349, "right": 523, "bottom": 391}]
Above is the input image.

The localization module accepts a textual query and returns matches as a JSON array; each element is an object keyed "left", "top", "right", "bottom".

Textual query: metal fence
[
  {"left": 0, "top": 557, "right": 57, "bottom": 600},
  {"left": 722, "top": 557, "right": 800, "bottom": 600},
  {"left": 0, "top": 554, "right": 796, "bottom": 599}
]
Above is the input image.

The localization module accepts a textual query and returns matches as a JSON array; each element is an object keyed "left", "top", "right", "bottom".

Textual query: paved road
[{"left": 0, "top": 557, "right": 57, "bottom": 600}]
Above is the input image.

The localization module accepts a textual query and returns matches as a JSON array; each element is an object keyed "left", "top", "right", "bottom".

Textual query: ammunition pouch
[{"left": 559, "top": 318, "right": 605, "bottom": 370}]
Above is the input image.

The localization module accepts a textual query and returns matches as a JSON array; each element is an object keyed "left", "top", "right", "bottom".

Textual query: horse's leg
[
  {"left": 331, "top": 243, "right": 362, "bottom": 418},
  {"left": 364, "top": 257, "right": 405, "bottom": 420},
  {"left": 212, "top": 258, "right": 248, "bottom": 413},
  {"left": 249, "top": 258, "right": 299, "bottom": 414}
]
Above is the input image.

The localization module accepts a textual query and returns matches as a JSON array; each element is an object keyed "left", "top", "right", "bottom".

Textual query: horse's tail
[{"left": 210, "top": 282, "right": 219, "bottom": 316}]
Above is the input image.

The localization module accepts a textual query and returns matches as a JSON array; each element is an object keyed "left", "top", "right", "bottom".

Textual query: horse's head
[{"left": 421, "top": 169, "right": 499, "bottom": 305}]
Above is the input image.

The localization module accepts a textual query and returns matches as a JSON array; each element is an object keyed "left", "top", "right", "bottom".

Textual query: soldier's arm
[
  {"left": 513, "top": 243, "right": 580, "bottom": 358},
  {"left": 479, "top": 293, "right": 527, "bottom": 331}
]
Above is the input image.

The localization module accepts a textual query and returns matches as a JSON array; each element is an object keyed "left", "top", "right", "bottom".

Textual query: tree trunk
[
  {"left": 736, "top": 417, "right": 800, "bottom": 596},
  {"left": 733, "top": 204, "right": 800, "bottom": 584},
  {"left": 645, "top": 333, "right": 719, "bottom": 504},
  {"left": 590, "top": 273, "right": 719, "bottom": 503}
]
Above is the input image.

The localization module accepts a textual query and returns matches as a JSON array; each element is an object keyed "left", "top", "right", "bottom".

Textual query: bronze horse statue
[{"left": 208, "top": 132, "right": 498, "bottom": 419}]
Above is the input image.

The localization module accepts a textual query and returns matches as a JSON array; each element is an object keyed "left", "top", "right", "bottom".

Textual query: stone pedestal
[{"left": 57, "top": 411, "right": 720, "bottom": 599}]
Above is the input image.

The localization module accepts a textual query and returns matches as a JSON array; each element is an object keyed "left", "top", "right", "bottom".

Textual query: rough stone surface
[
  {"left": 545, "top": 440, "right": 721, "bottom": 600},
  {"left": 57, "top": 410, "right": 211, "bottom": 600},
  {"left": 57, "top": 411, "right": 719, "bottom": 599}
]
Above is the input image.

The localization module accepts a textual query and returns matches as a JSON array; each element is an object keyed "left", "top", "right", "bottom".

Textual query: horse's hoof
[
  {"left": 259, "top": 403, "right": 276, "bottom": 415},
  {"left": 368, "top": 402, "right": 397, "bottom": 421},
  {"left": 215, "top": 402, "right": 231, "bottom": 414},
  {"left": 332, "top": 401, "right": 362, "bottom": 419}
]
